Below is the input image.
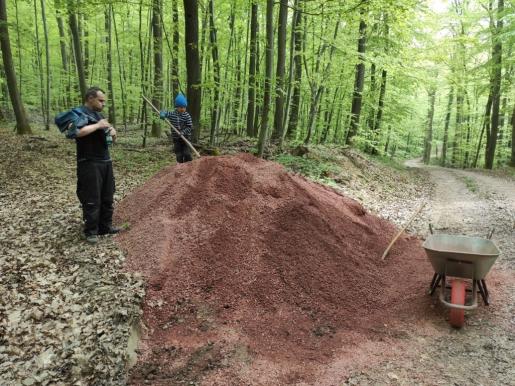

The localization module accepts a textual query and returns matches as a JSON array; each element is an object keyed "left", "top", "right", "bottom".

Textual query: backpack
[{"left": 54, "top": 108, "right": 96, "bottom": 139}]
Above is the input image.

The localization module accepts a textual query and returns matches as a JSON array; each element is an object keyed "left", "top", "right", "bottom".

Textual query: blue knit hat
[{"left": 175, "top": 93, "right": 187, "bottom": 108}]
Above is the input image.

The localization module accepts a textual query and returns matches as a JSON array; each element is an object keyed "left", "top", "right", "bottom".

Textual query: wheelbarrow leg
[
  {"left": 429, "top": 273, "right": 442, "bottom": 296},
  {"left": 477, "top": 279, "right": 490, "bottom": 305}
]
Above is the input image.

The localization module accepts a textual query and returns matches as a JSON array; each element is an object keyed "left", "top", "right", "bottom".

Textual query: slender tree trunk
[
  {"left": 246, "top": 2, "right": 258, "bottom": 137},
  {"left": 441, "top": 86, "right": 454, "bottom": 166},
  {"left": 367, "top": 62, "right": 376, "bottom": 131},
  {"left": 346, "top": 15, "right": 367, "bottom": 145},
  {"left": 0, "top": 0, "right": 31, "bottom": 134},
  {"left": 370, "top": 68, "right": 387, "bottom": 153},
  {"left": 452, "top": 91, "right": 464, "bottom": 167},
  {"left": 423, "top": 89, "right": 436, "bottom": 164},
  {"left": 485, "top": 0, "right": 504, "bottom": 169},
  {"left": 14, "top": 0, "right": 22, "bottom": 97},
  {"left": 463, "top": 92, "right": 472, "bottom": 167},
  {"left": 473, "top": 90, "right": 493, "bottom": 168},
  {"left": 232, "top": 56, "right": 242, "bottom": 133},
  {"left": 151, "top": 0, "right": 163, "bottom": 137},
  {"left": 283, "top": 0, "right": 300, "bottom": 132},
  {"left": 171, "top": 0, "right": 180, "bottom": 97},
  {"left": 40, "top": 0, "right": 50, "bottom": 129},
  {"left": 257, "top": 0, "right": 274, "bottom": 157},
  {"left": 112, "top": 5, "right": 127, "bottom": 130},
  {"left": 68, "top": 6, "right": 87, "bottom": 99},
  {"left": 384, "top": 125, "right": 391, "bottom": 153},
  {"left": 208, "top": 0, "right": 221, "bottom": 145},
  {"left": 510, "top": 102, "right": 515, "bottom": 166},
  {"left": 272, "top": 0, "right": 288, "bottom": 143},
  {"left": 105, "top": 7, "right": 116, "bottom": 125},
  {"left": 34, "top": 1, "right": 46, "bottom": 125},
  {"left": 184, "top": 0, "right": 202, "bottom": 142},
  {"left": 82, "top": 15, "right": 90, "bottom": 83},
  {"left": 55, "top": 6, "right": 71, "bottom": 106},
  {"left": 139, "top": 0, "right": 149, "bottom": 145},
  {"left": 287, "top": 4, "right": 304, "bottom": 139}
]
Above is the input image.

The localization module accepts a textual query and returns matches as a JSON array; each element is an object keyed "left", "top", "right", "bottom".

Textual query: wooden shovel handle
[
  {"left": 381, "top": 202, "right": 426, "bottom": 261},
  {"left": 142, "top": 95, "right": 201, "bottom": 158}
]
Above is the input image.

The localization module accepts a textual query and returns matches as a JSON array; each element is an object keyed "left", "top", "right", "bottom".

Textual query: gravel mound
[{"left": 115, "top": 153, "right": 432, "bottom": 385}]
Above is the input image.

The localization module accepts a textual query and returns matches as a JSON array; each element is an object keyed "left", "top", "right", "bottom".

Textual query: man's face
[
  {"left": 176, "top": 106, "right": 186, "bottom": 113},
  {"left": 88, "top": 91, "right": 106, "bottom": 112}
]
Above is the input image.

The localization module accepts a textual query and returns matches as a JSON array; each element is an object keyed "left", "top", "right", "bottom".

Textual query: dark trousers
[
  {"left": 76, "top": 160, "right": 115, "bottom": 236},
  {"left": 173, "top": 138, "right": 192, "bottom": 163}
]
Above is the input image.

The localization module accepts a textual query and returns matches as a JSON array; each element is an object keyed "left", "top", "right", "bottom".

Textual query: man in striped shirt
[{"left": 160, "top": 93, "right": 194, "bottom": 163}]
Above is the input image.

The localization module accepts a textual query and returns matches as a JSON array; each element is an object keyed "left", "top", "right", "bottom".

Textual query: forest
[{"left": 0, "top": 0, "right": 514, "bottom": 168}]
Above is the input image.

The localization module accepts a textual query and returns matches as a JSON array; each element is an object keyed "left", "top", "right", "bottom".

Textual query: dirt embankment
[{"left": 115, "top": 153, "right": 432, "bottom": 385}]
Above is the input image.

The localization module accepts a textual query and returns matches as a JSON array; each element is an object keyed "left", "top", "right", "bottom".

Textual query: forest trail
[
  {"left": 406, "top": 158, "right": 515, "bottom": 269},
  {"left": 345, "top": 158, "right": 515, "bottom": 386}
]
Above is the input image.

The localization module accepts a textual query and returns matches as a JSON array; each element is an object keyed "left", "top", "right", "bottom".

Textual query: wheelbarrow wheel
[{"left": 450, "top": 279, "right": 465, "bottom": 328}]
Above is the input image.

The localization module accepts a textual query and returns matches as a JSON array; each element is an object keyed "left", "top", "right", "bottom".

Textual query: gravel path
[{"left": 345, "top": 160, "right": 515, "bottom": 386}]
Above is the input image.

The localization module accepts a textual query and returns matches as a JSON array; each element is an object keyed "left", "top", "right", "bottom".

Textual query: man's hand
[
  {"left": 108, "top": 126, "right": 117, "bottom": 141},
  {"left": 97, "top": 118, "right": 110, "bottom": 129}
]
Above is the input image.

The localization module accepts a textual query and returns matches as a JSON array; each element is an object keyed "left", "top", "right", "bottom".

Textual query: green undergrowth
[{"left": 273, "top": 153, "right": 342, "bottom": 182}]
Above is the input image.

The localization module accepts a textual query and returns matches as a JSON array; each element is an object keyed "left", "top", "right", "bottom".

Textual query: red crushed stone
[{"left": 115, "top": 153, "right": 433, "bottom": 385}]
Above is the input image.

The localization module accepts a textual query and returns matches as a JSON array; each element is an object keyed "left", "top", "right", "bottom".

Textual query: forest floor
[{"left": 0, "top": 125, "right": 514, "bottom": 385}]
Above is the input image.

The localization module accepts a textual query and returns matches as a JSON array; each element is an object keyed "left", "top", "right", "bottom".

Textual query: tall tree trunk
[
  {"left": 246, "top": 2, "right": 258, "bottom": 137},
  {"left": 367, "top": 61, "right": 376, "bottom": 129},
  {"left": 485, "top": 0, "right": 504, "bottom": 169},
  {"left": 452, "top": 91, "right": 464, "bottom": 167},
  {"left": 441, "top": 86, "right": 454, "bottom": 166},
  {"left": 34, "top": 0, "right": 45, "bottom": 125},
  {"left": 184, "top": 0, "right": 202, "bottom": 142},
  {"left": 257, "top": 0, "right": 274, "bottom": 157},
  {"left": 510, "top": 102, "right": 515, "bottom": 166},
  {"left": 68, "top": 6, "right": 87, "bottom": 99},
  {"left": 473, "top": 90, "right": 493, "bottom": 168},
  {"left": 423, "top": 89, "right": 436, "bottom": 164},
  {"left": 384, "top": 125, "right": 391, "bottom": 154},
  {"left": 171, "top": 0, "right": 180, "bottom": 97},
  {"left": 152, "top": 0, "right": 163, "bottom": 137},
  {"left": 371, "top": 68, "right": 387, "bottom": 153},
  {"left": 346, "top": 15, "right": 367, "bottom": 145},
  {"left": 82, "top": 15, "right": 90, "bottom": 83},
  {"left": 272, "top": 0, "right": 288, "bottom": 143},
  {"left": 139, "top": 0, "right": 148, "bottom": 145},
  {"left": 232, "top": 56, "right": 242, "bottom": 133},
  {"left": 40, "top": 0, "right": 50, "bottom": 129},
  {"left": 56, "top": 6, "right": 71, "bottom": 106},
  {"left": 14, "top": 0, "right": 22, "bottom": 96},
  {"left": 283, "top": 0, "right": 299, "bottom": 132},
  {"left": 112, "top": 5, "right": 127, "bottom": 130},
  {"left": 287, "top": 3, "right": 303, "bottom": 139},
  {"left": 105, "top": 7, "right": 116, "bottom": 125},
  {"left": 0, "top": 0, "right": 31, "bottom": 134},
  {"left": 463, "top": 92, "right": 472, "bottom": 167},
  {"left": 208, "top": 0, "right": 221, "bottom": 145}
]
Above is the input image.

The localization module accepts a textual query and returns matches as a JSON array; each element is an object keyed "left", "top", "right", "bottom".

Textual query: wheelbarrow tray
[{"left": 422, "top": 234, "right": 500, "bottom": 280}]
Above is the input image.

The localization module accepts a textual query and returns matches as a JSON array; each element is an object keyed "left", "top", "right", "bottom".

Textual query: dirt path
[{"left": 345, "top": 160, "right": 515, "bottom": 385}]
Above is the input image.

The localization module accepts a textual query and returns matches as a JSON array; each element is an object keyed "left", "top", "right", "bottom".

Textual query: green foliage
[
  {"left": 0, "top": 0, "right": 512, "bottom": 169},
  {"left": 273, "top": 153, "right": 342, "bottom": 182}
]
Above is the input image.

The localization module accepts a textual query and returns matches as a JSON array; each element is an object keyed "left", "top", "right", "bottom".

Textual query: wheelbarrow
[{"left": 422, "top": 227, "right": 500, "bottom": 328}]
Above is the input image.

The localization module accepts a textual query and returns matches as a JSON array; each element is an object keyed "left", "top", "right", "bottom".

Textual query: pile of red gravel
[{"left": 115, "top": 153, "right": 431, "bottom": 385}]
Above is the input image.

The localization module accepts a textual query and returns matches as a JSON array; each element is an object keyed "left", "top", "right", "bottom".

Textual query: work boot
[
  {"left": 98, "top": 226, "right": 121, "bottom": 236},
  {"left": 85, "top": 234, "right": 98, "bottom": 244}
]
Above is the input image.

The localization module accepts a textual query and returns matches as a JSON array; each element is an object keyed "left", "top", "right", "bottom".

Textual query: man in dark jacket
[{"left": 66, "top": 87, "right": 119, "bottom": 244}]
